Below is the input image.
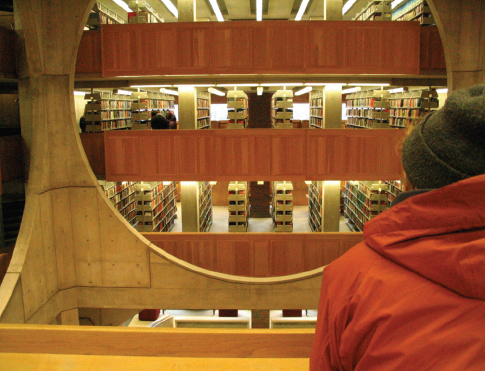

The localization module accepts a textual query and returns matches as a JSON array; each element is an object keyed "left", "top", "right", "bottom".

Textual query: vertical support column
[
  {"left": 322, "top": 85, "right": 342, "bottom": 129},
  {"left": 178, "top": 0, "right": 196, "bottom": 22},
  {"left": 321, "top": 181, "right": 341, "bottom": 232},
  {"left": 178, "top": 86, "right": 197, "bottom": 130},
  {"left": 181, "top": 182, "right": 199, "bottom": 232},
  {"left": 59, "top": 308, "right": 80, "bottom": 325},
  {"left": 324, "top": 0, "right": 343, "bottom": 21}
]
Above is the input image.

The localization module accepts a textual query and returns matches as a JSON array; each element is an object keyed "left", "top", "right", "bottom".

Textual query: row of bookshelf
[
  {"left": 308, "top": 181, "right": 322, "bottom": 232},
  {"left": 392, "top": 0, "right": 435, "bottom": 25},
  {"left": 128, "top": 0, "right": 164, "bottom": 23},
  {"left": 271, "top": 181, "right": 293, "bottom": 232},
  {"left": 227, "top": 91, "right": 249, "bottom": 129},
  {"left": 353, "top": 0, "right": 392, "bottom": 22},
  {"left": 100, "top": 181, "right": 139, "bottom": 228},
  {"left": 271, "top": 91, "right": 294, "bottom": 129},
  {"left": 199, "top": 182, "right": 213, "bottom": 232},
  {"left": 228, "top": 181, "right": 250, "bottom": 232},
  {"left": 197, "top": 92, "right": 211, "bottom": 130}
]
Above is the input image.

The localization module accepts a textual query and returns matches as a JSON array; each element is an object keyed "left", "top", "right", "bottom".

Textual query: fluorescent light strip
[
  {"left": 208, "top": 0, "right": 224, "bottom": 22},
  {"left": 217, "top": 84, "right": 259, "bottom": 87},
  {"left": 348, "top": 83, "right": 390, "bottom": 87},
  {"left": 260, "top": 83, "right": 303, "bottom": 87},
  {"left": 112, "top": 0, "right": 132, "bottom": 13},
  {"left": 388, "top": 87, "right": 404, "bottom": 93},
  {"left": 208, "top": 87, "right": 226, "bottom": 96},
  {"left": 304, "top": 83, "right": 346, "bottom": 86},
  {"left": 115, "top": 89, "right": 132, "bottom": 95},
  {"left": 160, "top": 0, "right": 178, "bottom": 18},
  {"left": 342, "top": 87, "right": 361, "bottom": 94},
  {"left": 130, "top": 85, "right": 172, "bottom": 88},
  {"left": 257, "top": 87, "right": 264, "bottom": 96},
  {"left": 437, "top": 88, "right": 449, "bottom": 94},
  {"left": 256, "top": 0, "right": 263, "bottom": 21},
  {"left": 342, "top": 0, "right": 357, "bottom": 15},
  {"left": 174, "top": 84, "right": 214, "bottom": 87},
  {"left": 295, "top": 0, "right": 310, "bottom": 21},
  {"left": 73, "top": 91, "right": 86, "bottom": 96},
  {"left": 160, "top": 88, "right": 179, "bottom": 96},
  {"left": 295, "top": 86, "right": 312, "bottom": 96},
  {"left": 391, "top": 0, "right": 406, "bottom": 9}
]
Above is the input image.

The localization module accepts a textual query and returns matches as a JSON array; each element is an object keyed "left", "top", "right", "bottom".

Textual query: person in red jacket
[{"left": 310, "top": 85, "right": 485, "bottom": 371}]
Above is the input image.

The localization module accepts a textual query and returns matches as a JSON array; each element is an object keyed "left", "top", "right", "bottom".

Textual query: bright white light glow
[
  {"left": 174, "top": 84, "right": 215, "bottom": 87},
  {"left": 391, "top": 0, "right": 406, "bottom": 9},
  {"left": 73, "top": 91, "right": 86, "bottom": 96},
  {"left": 115, "top": 89, "right": 132, "bottom": 95},
  {"left": 209, "top": 181, "right": 218, "bottom": 185},
  {"left": 304, "top": 83, "right": 346, "bottom": 86},
  {"left": 159, "top": 0, "right": 178, "bottom": 18},
  {"left": 256, "top": 0, "right": 263, "bottom": 21},
  {"left": 260, "top": 83, "right": 303, "bottom": 87},
  {"left": 295, "top": 86, "right": 312, "bottom": 96},
  {"left": 342, "top": 87, "right": 362, "bottom": 94},
  {"left": 208, "top": 87, "right": 226, "bottom": 96},
  {"left": 348, "top": 83, "right": 390, "bottom": 87},
  {"left": 388, "top": 87, "right": 404, "bottom": 93},
  {"left": 112, "top": 0, "right": 132, "bottom": 13},
  {"left": 208, "top": 0, "right": 224, "bottom": 21},
  {"left": 295, "top": 0, "right": 310, "bottom": 20},
  {"left": 160, "top": 88, "right": 179, "bottom": 96},
  {"left": 437, "top": 88, "right": 449, "bottom": 94},
  {"left": 131, "top": 85, "right": 172, "bottom": 88},
  {"left": 342, "top": 0, "right": 357, "bottom": 15},
  {"left": 217, "top": 83, "right": 259, "bottom": 87},
  {"left": 257, "top": 87, "right": 264, "bottom": 95}
]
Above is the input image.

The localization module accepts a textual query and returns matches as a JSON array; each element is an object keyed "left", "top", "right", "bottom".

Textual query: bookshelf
[
  {"left": 151, "top": 181, "right": 178, "bottom": 232},
  {"left": 308, "top": 181, "right": 323, "bottom": 232},
  {"left": 384, "top": 180, "right": 403, "bottom": 207},
  {"left": 100, "top": 181, "right": 138, "bottom": 228},
  {"left": 84, "top": 92, "right": 132, "bottom": 132},
  {"left": 197, "top": 91, "right": 211, "bottom": 129},
  {"left": 131, "top": 91, "right": 175, "bottom": 130},
  {"left": 392, "top": 0, "right": 435, "bottom": 25},
  {"left": 128, "top": 0, "right": 164, "bottom": 23},
  {"left": 88, "top": 1, "right": 127, "bottom": 29},
  {"left": 353, "top": 0, "right": 392, "bottom": 21},
  {"left": 271, "top": 181, "right": 293, "bottom": 232},
  {"left": 309, "top": 89, "right": 323, "bottom": 129},
  {"left": 227, "top": 91, "right": 249, "bottom": 129},
  {"left": 228, "top": 181, "right": 250, "bottom": 232},
  {"left": 343, "top": 181, "right": 388, "bottom": 232},
  {"left": 271, "top": 90, "right": 293, "bottom": 129},
  {"left": 199, "top": 181, "right": 213, "bottom": 232},
  {"left": 389, "top": 89, "right": 438, "bottom": 129},
  {"left": 345, "top": 89, "right": 390, "bottom": 129}
]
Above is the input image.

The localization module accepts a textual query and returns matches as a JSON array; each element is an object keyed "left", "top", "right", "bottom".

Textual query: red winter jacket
[{"left": 310, "top": 175, "right": 485, "bottom": 371}]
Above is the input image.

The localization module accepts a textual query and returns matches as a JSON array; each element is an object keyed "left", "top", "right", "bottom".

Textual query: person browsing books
[{"left": 151, "top": 110, "right": 169, "bottom": 130}]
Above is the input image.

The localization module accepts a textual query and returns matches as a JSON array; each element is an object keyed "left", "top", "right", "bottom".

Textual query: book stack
[{"left": 228, "top": 181, "right": 250, "bottom": 232}]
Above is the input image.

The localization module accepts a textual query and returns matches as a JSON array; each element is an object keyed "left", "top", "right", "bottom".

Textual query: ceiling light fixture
[
  {"left": 342, "top": 0, "right": 357, "bottom": 15},
  {"left": 112, "top": 0, "right": 132, "bottom": 13},
  {"left": 159, "top": 0, "right": 178, "bottom": 18},
  {"left": 174, "top": 84, "right": 215, "bottom": 87},
  {"left": 388, "top": 87, "right": 404, "bottom": 93},
  {"left": 114, "top": 89, "right": 132, "bottom": 95},
  {"left": 208, "top": 0, "right": 224, "bottom": 21},
  {"left": 217, "top": 83, "right": 259, "bottom": 87},
  {"left": 208, "top": 87, "right": 226, "bottom": 96},
  {"left": 348, "top": 83, "right": 390, "bottom": 87},
  {"left": 391, "top": 0, "right": 406, "bottom": 9},
  {"left": 260, "top": 83, "right": 303, "bottom": 87},
  {"left": 295, "top": 86, "right": 312, "bottom": 96},
  {"left": 130, "top": 85, "right": 172, "bottom": 88},
  {"left": 436, "top": 88, "right": 449, "bottom": 94},
  {"left": 256, "top": 0, "right": 263, "bottom": 21},
  {"left": 160, "top": 88, "right": 179, "bottom": 95},
  {"left": 257, "top": 87, "right": 264, "bottom": 95},
  {"left": 73, "top": 91, "right": 86, "bottom": 96},
  {"left": 295, "top": 0, "right": 310, "bottom": 21},
  {"left": 342, "top": 87, "right": 362, "bottom": 94},
  {"left": 304, "top": 83, "right": 346, "bottom": 86}
]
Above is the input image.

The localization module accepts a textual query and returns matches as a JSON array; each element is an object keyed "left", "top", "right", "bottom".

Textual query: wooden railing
[
  {"left": 144, "top": 232, "right": 364, "bottom": 277},
  {"left": 103, "top": 128, "right": 405, "bottom": 182},
  {"left": 0, "top": 324, "right": 314, "bottom": 371}
]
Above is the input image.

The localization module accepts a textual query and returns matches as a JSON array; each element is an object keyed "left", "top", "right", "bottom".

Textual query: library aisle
[{"left": 171, "top": 204, "right": 351, "bottom": 233}]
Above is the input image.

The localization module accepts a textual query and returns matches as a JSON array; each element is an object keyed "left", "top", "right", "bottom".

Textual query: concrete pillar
[
  {"left": 324, "top": 0, "right": 343, "bottom": 21},
  {"left": 178, "top": 0, "right": 196, "bottom": 22},
  {"left": 181, "top": 182, "right": 199, "bottom": 232},
  {"left": 322, "top": 85, "right": 342, "bottom": 128},
  {"left": 178, "top": 86, "right": 197, "bottom": 130},
  {"left": 321, "top": 181, "right": 341, "bottom": 232}
]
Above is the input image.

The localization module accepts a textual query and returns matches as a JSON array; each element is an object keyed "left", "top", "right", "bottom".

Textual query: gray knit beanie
[{"left": 402, "top": 85, "right": 485, "bottom": 189}]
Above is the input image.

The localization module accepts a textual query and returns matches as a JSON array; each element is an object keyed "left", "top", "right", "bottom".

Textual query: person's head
[
  {"left": 402, "top": 85, "right": 485, "bottom": 190},
  {"left": 151, "top": 110, "right": 159, "bottom": 118}
]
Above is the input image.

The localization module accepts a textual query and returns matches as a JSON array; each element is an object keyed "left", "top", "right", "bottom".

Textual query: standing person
[
  {"left": 310, "top": 85, "right": 485, "bottom": 371},
  {"left": 166, "top": 110, "right": 177, "bottom": 129},
  {"left": 151, "top": 110, "right": 169, "bottom": 130}
]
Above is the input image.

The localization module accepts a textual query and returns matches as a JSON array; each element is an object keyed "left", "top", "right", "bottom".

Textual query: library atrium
[{"left": 0, "top": 0, "right": 483, "bottom": 369}]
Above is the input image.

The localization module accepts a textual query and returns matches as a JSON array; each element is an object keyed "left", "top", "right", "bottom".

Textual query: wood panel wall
[
  {"left": 419, "top": 26, "right": 446, "bottom": 71},
  {"left": 144, "top": 233, "right": 363, "bottom": 277},
  {"left": 80, "top": 133, "right": 105, "bottom": 177},
  {"left": 0, "top": 27, "right": 16, "bottom": 77},
  {"left": 76, "top": 30, "right": 102, "bottom": 75},
  {"left": 104, "top": 129, "right": 405, "bottom": 182}
]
